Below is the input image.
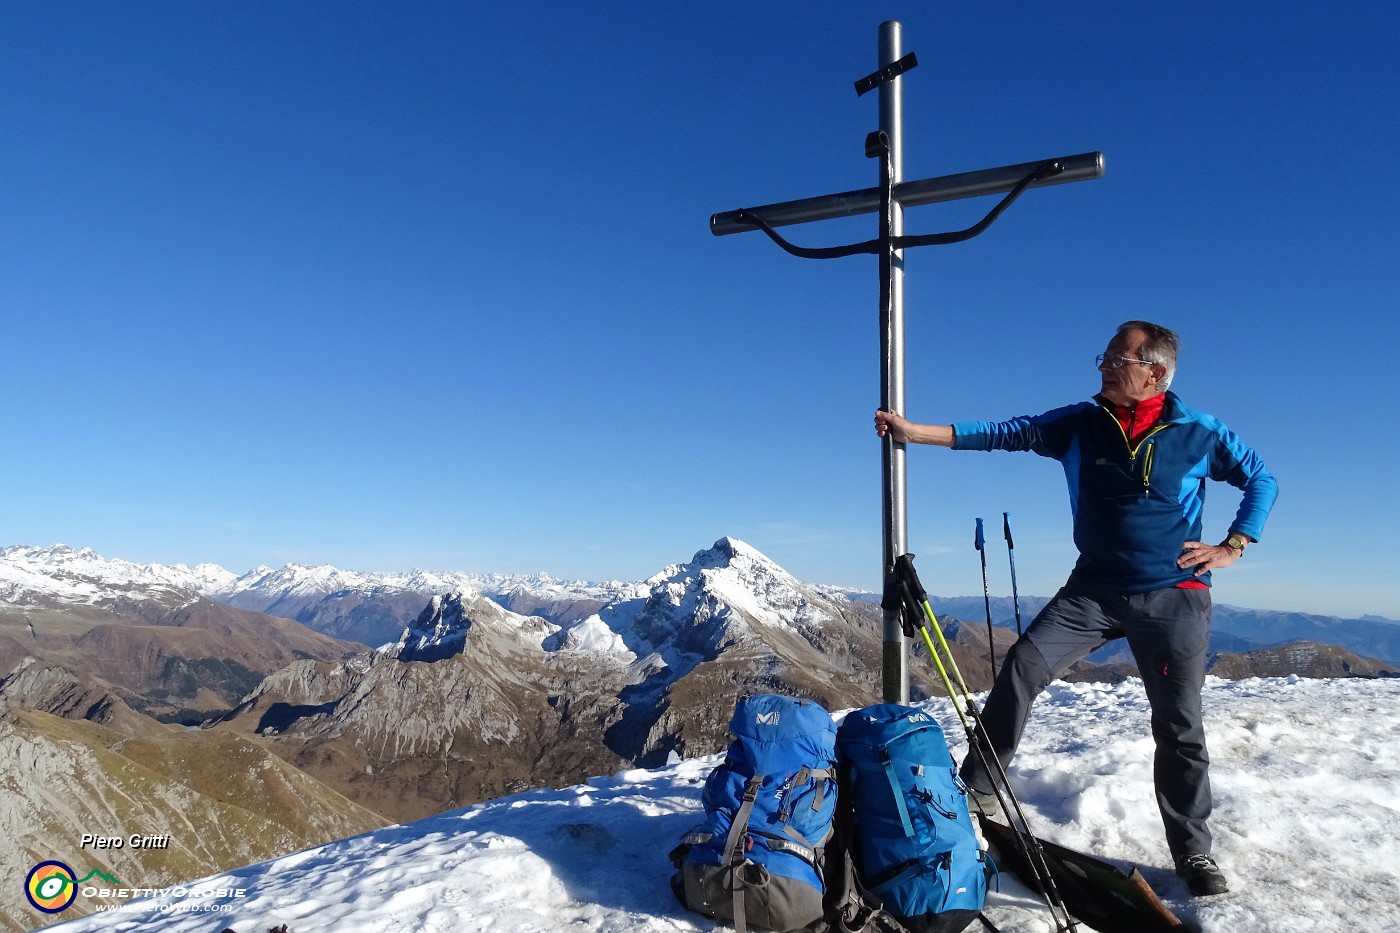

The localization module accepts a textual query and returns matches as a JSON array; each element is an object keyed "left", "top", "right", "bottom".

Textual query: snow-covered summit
[
  {"left": 389, "top": 591, "right": 559, "bottom": 662},
  {"left": 646, "top": 536, "right": 787, "bottom": 583},
  {"left": 551, "top": 536, "right": 847, "bottom": 680},
  {"left": 217, "top": 561, "right": 479, "bottom": 601},
  {"left": 0, "top": 543, "right": 632, "bottom": 606},
  {"left": 0, "top": 543, "right": 233, "bottom": 606},
  {"left": 391, "top": 593, "right": 475, "bottom": 661},
  {"left": 646, "top": 536, "right": 827, "bottom": 633}
]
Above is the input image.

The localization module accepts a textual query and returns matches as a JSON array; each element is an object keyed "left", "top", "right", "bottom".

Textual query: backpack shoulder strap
[{"left": 721, "top": 774, "right": 765, "bottom": 933}]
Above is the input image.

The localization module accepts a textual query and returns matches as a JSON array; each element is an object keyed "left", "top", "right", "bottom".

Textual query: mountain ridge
[
  {"left": 0, "top": 703, "right": 387, "bottom": 931},
  {"left": 199, "top": 536, "right": 930, "bottom": 821},
  {"left": 7, "top": 540, "right": 1400, "bottom": 671},
  {"left": 7, "top": 540, "right": 1395, "bottom": 625}
]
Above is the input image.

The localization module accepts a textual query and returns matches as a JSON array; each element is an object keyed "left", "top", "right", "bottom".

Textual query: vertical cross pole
[
  {"left": 709, "top": 22, "right": 1104, "bottom": 706},
  {"left": 878, "top": 21, "right": 910, "bottom": 704}
]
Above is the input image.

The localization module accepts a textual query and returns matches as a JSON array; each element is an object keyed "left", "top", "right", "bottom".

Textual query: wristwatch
[{"left": 1224, "top": 534, "right": 1249, "bottom": 553}]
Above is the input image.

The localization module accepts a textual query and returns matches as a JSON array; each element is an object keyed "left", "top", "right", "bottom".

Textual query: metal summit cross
[{"left": 709, "top": 21, "right": 1105, "bottom": 703}]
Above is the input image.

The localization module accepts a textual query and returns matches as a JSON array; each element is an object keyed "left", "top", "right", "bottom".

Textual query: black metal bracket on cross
[
  {"left": 707, "top": 22, "right": 1105, "bottom": 703},
  {"left": 854, "top": 52, "right": 919, "bottom": 96}
]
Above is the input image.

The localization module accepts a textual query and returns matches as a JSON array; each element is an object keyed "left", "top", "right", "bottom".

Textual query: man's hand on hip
[{"left": 1177, "top": 541, "right": 1242, "bottom": 576}]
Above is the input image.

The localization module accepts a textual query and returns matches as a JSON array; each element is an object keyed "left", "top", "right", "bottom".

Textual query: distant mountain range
[
  {"left": 913, "top": 593, "right": 1400, "bottom": 668},
  {"left": 1, "top": 539, "right": 1394, "bottom": 930},
  {"left": 200, "top": 537, "right": 971, "bottom": 822},
  {"left": 6, "top": 543, "right": 1396, "bottom": 661}
]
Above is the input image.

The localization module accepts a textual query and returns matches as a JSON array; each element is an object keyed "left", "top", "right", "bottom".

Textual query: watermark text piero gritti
[{"left": 80, "top": 833, "right": 172, "bottom": 850}]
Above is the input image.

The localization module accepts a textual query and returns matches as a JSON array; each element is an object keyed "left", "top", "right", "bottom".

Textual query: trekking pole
[
  {"left": 888, "top": 554, "right": 1079, "bottom": 933},
  {"left": 911, "top": 590, "right": 1077, "bottom": 933},
  {"left": 909, "top": 610, "right": 1077, "bottom": 933},
  {"left": 975, "top": 519, "right": 997, "bottom": 679},
  {"left": 901, "top": 626, "right": 1077, "bottom": 933},
  {"left": 1003, "top": 513, "right": 1023, "bottom": 637}
]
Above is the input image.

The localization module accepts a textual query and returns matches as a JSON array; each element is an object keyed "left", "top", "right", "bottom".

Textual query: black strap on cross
[{"left": 709, "top": 21, "right": 1104, "bottom": 702}]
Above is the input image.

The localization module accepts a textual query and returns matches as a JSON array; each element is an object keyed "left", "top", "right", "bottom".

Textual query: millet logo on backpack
[{"left": 755, "top": 711, "right": 782, "bottom": 725}]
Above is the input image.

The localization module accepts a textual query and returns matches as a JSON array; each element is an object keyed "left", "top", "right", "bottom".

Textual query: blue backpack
[
  {"left": 835, "top": 704, "right": 991, "bottom": 933},
  {"left": 670, "top": 694, "right": 838, "bottom": 933}
]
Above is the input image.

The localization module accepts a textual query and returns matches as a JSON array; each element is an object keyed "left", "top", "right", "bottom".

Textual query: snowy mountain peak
[
  {"left": 697, "top": 535, "right": 756, "bottom": 564},
  {"left": 648, "top": 536, "right": 792, "bottom": 586},
  {"left": 598, "top": 536, "right": 838, "bottom": 677},
  {"left": 389, "top": 591, "right": 560, "bottom": 663},
  {"left": 0, "top": 543, "right": 219, "bottom": 607},
  {"left": 680, "top": 537, "right": 806, "bottom": 613},
  {"left": 393, "top": 593, "right": 473, "bottom": 662},
  {"left": 2, "top": 543, "right": 98, "bottom": 565}
]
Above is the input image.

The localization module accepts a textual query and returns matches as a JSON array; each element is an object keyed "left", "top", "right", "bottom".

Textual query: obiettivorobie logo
[
  {"left": 24, "top": 859, "right": 247, "bottom": 918},
  {"left": 24, "top": 861, "right": 123, "bottom": 914}
]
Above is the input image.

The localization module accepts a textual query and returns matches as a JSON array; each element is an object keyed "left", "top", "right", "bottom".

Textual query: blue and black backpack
[
  {"left": 835, "top": 704, "right": 992, "bottom": 933},
  {"left": 670, "top": 694, "right": 838, "bottom": 933}
]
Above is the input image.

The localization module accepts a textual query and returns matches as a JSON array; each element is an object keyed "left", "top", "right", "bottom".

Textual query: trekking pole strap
[
  {"left": 888, "top": 553, "right": 928, "bottom": 605},
  {"left": 889, "top": 553, "right": 972, "bottom": 727}
]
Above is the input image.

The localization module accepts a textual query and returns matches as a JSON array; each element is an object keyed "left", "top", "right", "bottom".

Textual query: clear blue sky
[{"left": 4, "top": 2, "right": 1397, "bottom": 618}]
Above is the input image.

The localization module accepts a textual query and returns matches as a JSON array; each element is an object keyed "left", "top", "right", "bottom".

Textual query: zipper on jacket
[{"left": 1099, "top": 403, "right": 1168, "bottom": 497}]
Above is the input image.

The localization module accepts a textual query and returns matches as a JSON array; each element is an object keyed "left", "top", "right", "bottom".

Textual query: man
[{"left": 874, "top": 321, "right": 1277, "bottom": 897}]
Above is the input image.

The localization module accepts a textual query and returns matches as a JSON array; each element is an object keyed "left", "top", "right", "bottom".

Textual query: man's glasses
[{"left": 1096, "top": 353, "right": 1154, "bottom": 370}]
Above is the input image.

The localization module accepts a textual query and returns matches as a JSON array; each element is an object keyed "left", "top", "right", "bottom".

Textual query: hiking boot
[{"left": 1176, "top": 853, "right": 1229, "bottom": 897}]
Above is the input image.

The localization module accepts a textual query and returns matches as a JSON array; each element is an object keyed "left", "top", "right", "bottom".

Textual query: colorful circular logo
[{"left": 25, "top": 861, "right": 78, "bottom": 914}]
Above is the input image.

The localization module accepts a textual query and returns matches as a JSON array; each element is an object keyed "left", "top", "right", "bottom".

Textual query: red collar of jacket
[{"left": 1105, "top": 392, "right": 1168, "bottom": 446}]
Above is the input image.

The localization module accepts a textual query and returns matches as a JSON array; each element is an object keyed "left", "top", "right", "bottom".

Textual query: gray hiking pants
[{"left": 959, "top": 570, "right": 1214, "bottom": 859}]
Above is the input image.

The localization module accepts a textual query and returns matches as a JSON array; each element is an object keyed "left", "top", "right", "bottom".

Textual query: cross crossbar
[{"left": 710, "top": 151, "right": 1104, "bottom": 237}]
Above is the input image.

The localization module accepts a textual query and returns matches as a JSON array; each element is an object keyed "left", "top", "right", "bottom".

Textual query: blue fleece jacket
[{"left": 951, "top": 391, "right": 1278, "bottom": 594}]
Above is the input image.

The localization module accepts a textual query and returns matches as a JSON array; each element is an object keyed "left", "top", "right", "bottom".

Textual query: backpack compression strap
[
  {"left": 775, "top": 766, "right": 834, "bottom": 857},
  {"left": 879, "top": 748, "right": 916, "bottom": 837},
  {"left": 777, "top": 766, "right": 834, "bottom": 816}
]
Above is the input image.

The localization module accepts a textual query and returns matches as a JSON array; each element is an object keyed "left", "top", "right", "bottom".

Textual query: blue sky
[{"left": 3, "top": 2, "right": 1397, "bottom": 619}]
